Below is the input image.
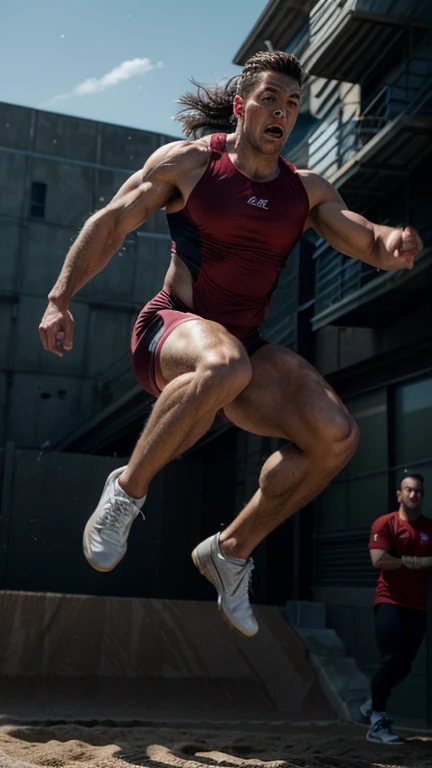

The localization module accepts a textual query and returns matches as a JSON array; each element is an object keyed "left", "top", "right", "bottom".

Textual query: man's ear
[
  {"left": 396, "top": 490, "right": 402, "bottom": 505},
  {"left": 233, "top": 95, "right": 244, "bottom": 118}
]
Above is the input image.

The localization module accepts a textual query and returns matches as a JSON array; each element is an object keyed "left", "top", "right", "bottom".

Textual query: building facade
[{"left": 234, "top": 0, "right": 432, "bottom": 725}]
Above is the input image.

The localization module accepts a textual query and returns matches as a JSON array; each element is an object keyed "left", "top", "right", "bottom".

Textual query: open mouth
[{"left": 264, "top": 125, "right": 284, "bottom": 139}]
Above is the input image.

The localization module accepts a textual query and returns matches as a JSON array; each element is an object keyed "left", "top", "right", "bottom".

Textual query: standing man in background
[{"left": 361, "top": 471, "right": 432, "bottom": 745}]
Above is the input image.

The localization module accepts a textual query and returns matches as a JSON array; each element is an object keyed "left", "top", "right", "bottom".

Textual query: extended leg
[{"left": 84, "top": 318, "right": 252, "bottom": 572}]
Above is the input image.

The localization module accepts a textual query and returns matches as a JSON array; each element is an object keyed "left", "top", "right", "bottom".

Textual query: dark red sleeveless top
[{"left": 166, "top": 133, "right": 309, "bottom": 339}]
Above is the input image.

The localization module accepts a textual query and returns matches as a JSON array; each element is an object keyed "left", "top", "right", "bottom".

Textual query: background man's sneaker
[
  {"left": 366, "top": 717, "right": 404, "bottom": 745},
  {"left": 192, "top": 533, "right": 258, "bottom": 637},
  {"left": 83, "top": 466, "right": 143, "bottom": 572},
  {"left": 360, "top": 698, "right": 372, "bottom": 719}
]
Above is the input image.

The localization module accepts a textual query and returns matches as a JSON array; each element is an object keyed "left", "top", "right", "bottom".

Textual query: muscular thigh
[
  {"left": 157, "top": 318, "right": 249, "bottom": 390},
  {"left": 223, "top": 344, "right": 352, "bottom": 447}
]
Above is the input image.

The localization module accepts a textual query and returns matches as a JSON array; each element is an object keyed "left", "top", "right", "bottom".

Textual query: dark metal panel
[{"left": 314, "top": 529, "right": 377, "bottom": 587}]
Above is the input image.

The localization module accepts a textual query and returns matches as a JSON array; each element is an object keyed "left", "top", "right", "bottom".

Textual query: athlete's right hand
[{"left": 39, "top": 301, "right": 75, "bottom": 358}]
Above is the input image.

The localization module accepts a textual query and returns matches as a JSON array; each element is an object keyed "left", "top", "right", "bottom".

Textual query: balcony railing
[
  {"left": 313, "top": 221, "right": 432, "bottom": 324},
  {"left": 306, "top": 32, "right": 432, "bottom": 180},
  {"left": 313, "top": 242, "right": 379, "bottom": 317},
  {"left": 299, "top": 0, "right": 432, "bottom": 81}
]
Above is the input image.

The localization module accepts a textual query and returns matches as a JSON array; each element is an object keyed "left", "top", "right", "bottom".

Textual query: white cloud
[{"left": 40, "top": 57, "right": 163, "bottom": 106}]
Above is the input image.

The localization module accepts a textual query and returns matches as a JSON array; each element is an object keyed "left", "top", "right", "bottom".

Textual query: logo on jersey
[
  {"left": 373, "top": 534, "right": 379, "bottom": 542},
  {"left": 247, "top": 196, "right": 269, "bottom": 210},
  {"left": 420, "top": 532, "right": 429, "bottom": 543}
]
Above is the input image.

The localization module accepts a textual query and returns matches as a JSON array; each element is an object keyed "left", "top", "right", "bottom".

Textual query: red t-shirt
[{"left": 369, "top": 511, "right": 432, "bottom": 610}]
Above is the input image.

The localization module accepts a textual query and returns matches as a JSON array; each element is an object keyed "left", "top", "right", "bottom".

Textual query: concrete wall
[
  {"left": 0, "top": 101, "right": 177, "bottom": 448},
  {"left": 0, "top": 591, "right": 334, "bottom": 723}
]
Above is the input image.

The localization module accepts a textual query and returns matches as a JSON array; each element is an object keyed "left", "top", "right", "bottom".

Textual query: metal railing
[
  {"left": 305, "top": 31, "right": 432, "bottom": 178},
  {"left": 307, "top": 0, "right": 432, "bottom": 46},
  {"left": 313, "top": 221, "right": 432, "bottom": 319}
]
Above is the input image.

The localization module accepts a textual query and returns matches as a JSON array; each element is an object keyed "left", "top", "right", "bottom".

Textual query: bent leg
[
  {"left": 221, "top": 344, "right": 359, "bottom": 558},
  {"left": 120, "top": 318, "right": 252, "bottom": 498}
]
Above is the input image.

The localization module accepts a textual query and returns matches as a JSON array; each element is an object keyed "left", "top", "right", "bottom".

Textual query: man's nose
[{"left": 272, "top": 109, "right": 285, "bottom": 118}]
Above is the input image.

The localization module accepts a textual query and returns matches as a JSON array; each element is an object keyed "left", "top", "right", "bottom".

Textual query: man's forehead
[
  {"left": 401, "top": 479, "right": 422, "bottom": 489},
  {"left": 257, "top": 73, "right": 301, "bottom": 94}
]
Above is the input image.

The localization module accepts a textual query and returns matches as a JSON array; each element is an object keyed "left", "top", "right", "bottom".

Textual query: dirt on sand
[{"left": 0, "top": 723, "right": 431, "bottom": 768}]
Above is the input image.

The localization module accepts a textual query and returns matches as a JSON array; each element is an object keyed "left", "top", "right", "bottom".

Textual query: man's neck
[
  {"left": 399, "top": 505, "right": 422, "bottom": 523},
  {"left": 228, "top": 133, "right": 280, "bottom": 183}
]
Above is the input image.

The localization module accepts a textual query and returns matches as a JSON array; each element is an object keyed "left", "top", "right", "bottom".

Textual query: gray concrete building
[{"left": 0, "top": 102, "right": 177, "bottom": 449}]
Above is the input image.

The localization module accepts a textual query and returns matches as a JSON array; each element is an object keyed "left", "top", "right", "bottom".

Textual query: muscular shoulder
[
  {"left": 298, "top": 170, "right": 342, "bottom": 208},
  {"left": 142, "top": 139, "right": 210, "bottom": 184}
]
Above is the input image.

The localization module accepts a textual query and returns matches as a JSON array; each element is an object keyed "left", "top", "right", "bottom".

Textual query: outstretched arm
[
  {"left": 39, "top": 141, "right": 199, "bottom": 356},
  {"left": 302, "top": 172, "right": 423, "bottom": 271}
]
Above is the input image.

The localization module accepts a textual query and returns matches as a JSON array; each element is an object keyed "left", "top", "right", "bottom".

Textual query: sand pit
[
  {"left": 2, "top": 593, "right": 430, "bottom": 767},
  {"left": 0, "top": 723, "right": 431, "bottom": 768}
]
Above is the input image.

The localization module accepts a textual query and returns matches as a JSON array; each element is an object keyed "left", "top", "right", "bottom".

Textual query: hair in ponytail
[{"left": 174, "top": 51, "right": 304, "bottom": 138}]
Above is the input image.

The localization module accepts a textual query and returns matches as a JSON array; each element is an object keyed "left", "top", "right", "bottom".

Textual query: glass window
[
  {"left": 30, "top": 182, "right": 47, "bottom": 218},
  {"left": 347, "top": 473, "right": 389, "bottom": 528},
  {"left": 394, "top": 376, "right": 432, "bottom": 466},
  {"left": 347, "top": 388, "right": 388, "bottom": 476}
]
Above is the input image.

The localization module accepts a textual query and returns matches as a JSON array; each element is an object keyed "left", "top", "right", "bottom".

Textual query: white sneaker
[
  {"left": 83, "top": 466, "right": 143, "bottom": 572},
  {"left": 366, "top": 717, "right": 404, "bottom": 745},
  {"left": 192, "top": 533, "right": 258, "bottom": 637},
  {"left": 360, "top": 698, "right": 372, "bottom": 719}
]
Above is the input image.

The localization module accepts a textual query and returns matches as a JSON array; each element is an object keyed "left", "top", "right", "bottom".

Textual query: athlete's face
[
  {"left": 234, "top": 71, "right": 301, "bottom": 155},
  {"left": 397, "top": 478, "right": 424, "bottom": 513}
]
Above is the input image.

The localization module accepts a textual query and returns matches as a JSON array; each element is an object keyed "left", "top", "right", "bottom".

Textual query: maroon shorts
[{"left": 131, "top": 289, "right": 268, "bottom": 399}]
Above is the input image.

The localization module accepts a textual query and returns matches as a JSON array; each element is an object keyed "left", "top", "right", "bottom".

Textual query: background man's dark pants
[{"left": 371, "top": 602, "right": 427, "bottom": 712}]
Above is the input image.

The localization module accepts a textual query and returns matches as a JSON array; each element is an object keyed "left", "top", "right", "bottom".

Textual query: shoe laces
[{"left": 96, "top": 496, "right": 140, "bottom": 535}]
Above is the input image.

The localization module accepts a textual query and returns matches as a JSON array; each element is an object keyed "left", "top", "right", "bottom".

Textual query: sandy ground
[{"left": 0, "top": 723, "right": 431, "bottom": 768}]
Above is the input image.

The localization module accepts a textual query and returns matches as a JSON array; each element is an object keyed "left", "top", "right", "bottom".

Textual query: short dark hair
[
  {"left": 237, "top": 51, "right": 304, "bottom": 100},
  {"left": 400, "top": 470, "right": 425, "bottom": 489}
]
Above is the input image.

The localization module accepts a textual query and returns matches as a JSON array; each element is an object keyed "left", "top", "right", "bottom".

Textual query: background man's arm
[
  {"left": 302, "top": 172, "right": 422, "bottom": 271},
  {"left": 370, "top": 548, "right": 403, "bottom": 571}
]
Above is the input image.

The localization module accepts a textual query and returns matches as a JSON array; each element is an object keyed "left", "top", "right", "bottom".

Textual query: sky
[{"left": 1, "top": 0, "right": 268, "bottom": 138}]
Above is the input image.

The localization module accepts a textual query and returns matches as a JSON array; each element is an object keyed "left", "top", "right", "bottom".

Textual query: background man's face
[{"left": 397, "top": 477, "right": 424, "bottom": 511}]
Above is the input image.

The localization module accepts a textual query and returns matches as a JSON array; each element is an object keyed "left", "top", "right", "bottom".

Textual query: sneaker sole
[
  {"left": 83, "top": 466, "right": 128, "bottom": 572},
  {"left": 191, "top": 547, "right": 256, "bottom": 638},
  {"left": 366, "top": 735, "right": 404, "bottom": 745}
]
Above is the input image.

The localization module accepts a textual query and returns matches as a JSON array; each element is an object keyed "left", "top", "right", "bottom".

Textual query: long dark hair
[{"left": 175, "top": 51, "right": 304, "bottom": 138}]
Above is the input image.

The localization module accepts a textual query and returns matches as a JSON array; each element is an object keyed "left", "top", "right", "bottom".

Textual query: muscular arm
[
  {"left": 48, "top": 142, "right": 187, "bottom": 309},
  {"left": 370, "top": 548, "right": 403, "bottom": 571},
  {"left": 302, "top": 172, "right": 422, "bottom": 271},
  {"left": 39, "top": 140, "right": 205, "bottom": 355}
]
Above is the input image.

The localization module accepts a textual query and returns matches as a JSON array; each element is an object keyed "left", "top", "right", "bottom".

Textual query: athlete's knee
[
  {"left": 312, "top": 407, "right": 359, "bottom": 469},
  {"left": 196, "top": 343, "right": 252, "bottom": 405}
]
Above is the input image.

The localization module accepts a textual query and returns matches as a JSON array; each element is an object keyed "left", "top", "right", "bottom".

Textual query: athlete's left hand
[{"left": 388, "top": 226, "right": 423, "bottom": 269}]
